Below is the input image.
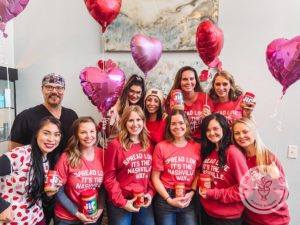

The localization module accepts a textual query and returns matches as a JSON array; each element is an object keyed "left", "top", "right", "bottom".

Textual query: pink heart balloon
[
  {"left": 80, "top": 59, "right": 125, "bottom": 115},
  {"left": 0, "top": 0, "right": 30, "bottom": 23},
  {"left": 196, "top": 19, "right": 223, "bottom": 69},
  {"left": 266, "top": 36, "right": 300, "bottom": 95},
  {"left": 130, "top": 34, "right": 163, "bottom": 76}
]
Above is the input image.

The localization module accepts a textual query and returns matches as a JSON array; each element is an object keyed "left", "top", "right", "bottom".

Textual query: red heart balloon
[
  {"left": 196, "top": 20, "right": 223, "bottom": 68},
  {"left": 79, "top": 59, "right": 125, "bottom": 115},
  {"left": 266, "top": 36, "right": 300, "bottom": 95},
  {"left": 84, "top": 0, "right": 121, "bottom": 33}
]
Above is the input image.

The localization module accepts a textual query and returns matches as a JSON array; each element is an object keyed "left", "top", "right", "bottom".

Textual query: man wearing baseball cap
[{"left": 8, "top": 73, "right": 78, "bottom": 224}]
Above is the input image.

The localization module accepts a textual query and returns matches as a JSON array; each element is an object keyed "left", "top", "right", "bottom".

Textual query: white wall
[{"left": 13, "top": 0, "right": 299, "bottom": 223}]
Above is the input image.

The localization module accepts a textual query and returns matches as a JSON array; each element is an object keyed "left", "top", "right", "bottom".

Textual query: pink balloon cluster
[
  {"left": 266, "top": 36, "right": 300, "bottom": 95},
  {"left": 80, "top": 59, "right": 126, "bottom": 115},
  {"left": 130, "top": 34, "right": 163, "bottom": 77}
]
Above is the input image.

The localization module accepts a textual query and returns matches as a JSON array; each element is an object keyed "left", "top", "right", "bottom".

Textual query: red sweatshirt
[
  {"left": 54, "top": 147, "right": 104, "bottom": 221},
  {"left": 201, "top": 145, "right": 248, "bottom": 219},
  {"left": 213, "top": 95, "right": 243, "bottom": 126},
  {"left": 243, "top": 155, "right": 290, "bottom": 225},
  {"left": 146, "top": 119, "right": 166, "bottom": 145},
  {"left": 184, "top": 92, "right": 213, "bottom": 140},
  {"left": 152, "top": 140, "right": 201, "bottom": 190},
  {"left": 104, "top": 138, "right": 154, "bottom": 207}
]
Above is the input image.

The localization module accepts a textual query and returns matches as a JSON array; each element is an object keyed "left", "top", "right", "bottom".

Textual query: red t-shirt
[
  {"left": 213, "top": 95, "right": 243, "bottom": 126},
  {"left": 201, "top": 145, "right": 248, "bottom": 219},
  {"left": 54, "top": 147, "right": 104, "bottom": 221},
  {"left": 243, "top": 155, "right": 290, "bottom": 225},
  {"left": 184, "top": 92, "right": 213, "bottom": 140},
  {"left": 104, "top": 138, "right": 154, "bottom": 207},
  {"left": 146, "top": 119, "right": 166, "bottom": 145},
  {"left": 152, "top": 140, "right": 201, "bottom": 189}
]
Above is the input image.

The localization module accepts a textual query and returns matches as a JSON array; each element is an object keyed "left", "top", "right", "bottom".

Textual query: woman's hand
[
  {"left": 44, "top": 178, "right": 63, "bottom": 197},
  {"left": 0, "top": 206, "right": 13, "bottom": 222},
  {"left": 241, "top": 101, "right": 256, "bottom": 118},
  {"left": 75, "top": 210, "right": 99, "bottom": 224},
  {"left": 202, "top": 105, "right": 211, "bottom": 117},
  {"left": 166, "top": 197, "right": 188, "bottom": 208},
  {"left": 199, "top": 188, "right": 207, "bottom": 199},
  {"left": 122, "top": 198, "right": 140, "bottom": 212},
  {"left": 182, "top": 190, "right": 194, "bottom": 207},
  {"left": 143, "top": 193, "right": 152, "bottom": 208}
]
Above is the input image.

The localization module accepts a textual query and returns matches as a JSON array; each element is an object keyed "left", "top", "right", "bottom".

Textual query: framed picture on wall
[{"left": 105, "top": 0, "right": 219, "bottom": 52}]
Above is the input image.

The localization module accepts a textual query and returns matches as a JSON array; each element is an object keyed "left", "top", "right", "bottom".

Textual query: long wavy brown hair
[
  {"left": 209, "top": 70, "right": 243, "bottom": 101},
  {"left": 65, "top": 117, "right": 98, "bottom": 168},
  {"left": 166, "top": 66, "right": 202, "bottom": 112},
  {"left": 119, "top": 105, "right": 149, "bottom": 151},
  {"left": 118, "top": 74, "right": 146, "bottom": 116}
]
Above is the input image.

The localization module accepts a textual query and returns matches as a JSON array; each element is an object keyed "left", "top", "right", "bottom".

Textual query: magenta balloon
[
  {"left": 266, "top": 36, "right": 300, "bottom": 95},
  {"left": 80, "top": 61, "right": 125, "bottom": 115},
  {"left": 130, "top": 34, "right": 163, "bottom": 76},
  {"left": 0, "top": 0, "right": 29, "bottom": 23}
]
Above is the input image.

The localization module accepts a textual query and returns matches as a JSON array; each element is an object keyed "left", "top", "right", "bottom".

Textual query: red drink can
[
  {"left": 242, "top": 92, "right": 255, "bottom": 105},
  {"left": 170, "top": 89, "right": 184, "bottom": 110},
  {"left": 44, "top": 170, "right": 60, "bottom": 192},
  {"left": 80, "top": 189, "right": 98, "bottom": 216},
  {"left": 198, "top": 174, "right": 212, "bottom": 189},
  {"left": 175, "top": 183, "right": 185, "bottom": 198},
  {"left": 133, "top": 187, "right": 145, "bottom": 208}
]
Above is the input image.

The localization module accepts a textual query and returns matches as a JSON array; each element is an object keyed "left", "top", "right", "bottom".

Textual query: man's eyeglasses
[{"left": 43, "top": 85, "right": 65, "bottom": 93}]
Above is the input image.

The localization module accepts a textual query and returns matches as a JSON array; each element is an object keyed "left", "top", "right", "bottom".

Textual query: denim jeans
[
  {"left": 153, "top": 189, "right": 197, "bottom": 225},
  {"left": 106, "top": 201, "right": 155, "bottom": 225},
  {"left": 206, "top": 214, "right": 243, "bottom": 225}
]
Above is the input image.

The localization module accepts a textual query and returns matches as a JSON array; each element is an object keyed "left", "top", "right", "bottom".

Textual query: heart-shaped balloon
[
  {"left": 130, "top": 34, "right": 163, "bottom": 76},
  {"left": 0, "top": 0, "right": 29, "bottom": 23},
  {"left": 80, "top": 59, "right": 125, "bottom": 115},
  {"left": 266, "top": 36, "right": 300, "bottom": 95},
  {"left": 196, "top": 20, "right": 223, "bottom": 69},
  {"left": 84, "top": 0, "right": 121, "bottom": 33}
]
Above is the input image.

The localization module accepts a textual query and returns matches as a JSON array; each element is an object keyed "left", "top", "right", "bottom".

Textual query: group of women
[{"left": 0, "top": 66, "right": 290, "bottom": 225}]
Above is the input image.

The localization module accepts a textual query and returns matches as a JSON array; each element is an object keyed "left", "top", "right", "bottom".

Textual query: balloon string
[{"left": 100, "top": 29, "right": 106, "bottom": 70}]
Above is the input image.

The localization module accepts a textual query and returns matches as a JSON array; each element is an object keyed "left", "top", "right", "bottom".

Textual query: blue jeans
[
  {"left": 153, "top": 189, "right": 197, "bottom": 225},
  {"left": 106, "top": 201, "right": 155, "bottom": 225}
]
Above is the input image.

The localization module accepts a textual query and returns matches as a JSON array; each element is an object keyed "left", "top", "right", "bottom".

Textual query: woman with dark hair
[
  {"left": 0, "top": 116, "right": 62, "bottom": 224},
  {"left": 209, "top": 70, "right": 255, "bottom": 125},
  {"left": 54, "top": 117, "right": 103, "bottom": 225},
  {"left": 166, "top": 66, "right": 213, "bottom": 140},
  {"left": 106, "top": 74, "right": 146, "bottom": 139},
  {"left": 232, "top": 118, "right": 290, "bottom": 225},
  {"left": 104, "top": 105, "right": 155, "bottom": 225},
  {"left": 152, "top": 110, "right": 200, "bottom": 225},
  {"left": 144, "top": 88, "right": 167, "bottom": 145},
  {"left": 199, "top": 113, "right": 248, "bottom": 225}
]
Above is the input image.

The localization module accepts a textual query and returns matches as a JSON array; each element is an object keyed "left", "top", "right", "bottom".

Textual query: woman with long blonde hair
[
  {"left": 232, "top": 118, "right": 290, "bottom": 225},
  {"left": 104, "top": 105, "right": 155, "bottom": 225},
  {"left": 54, "top": 117, "right": 104, "bottom": 225}
]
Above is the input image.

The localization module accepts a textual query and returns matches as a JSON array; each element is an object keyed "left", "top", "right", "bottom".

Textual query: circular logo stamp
[{"left": 239, "top": 164, "right": 288, "bottom": 214}]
